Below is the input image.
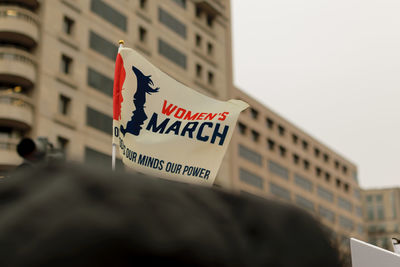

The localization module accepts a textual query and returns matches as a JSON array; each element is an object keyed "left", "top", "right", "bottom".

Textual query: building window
[
  {"left": 238, "top": 122, "right": 246, "bottom": 135},
  {"left": 238, "top": 144, "right": 262, "bottom": 166},
  {"left": 207, "top": 71, "right": 214, "bottom": 85},
  {"left": 325, "top": 172, "right": 331, "bottom": 182},
  {"left": 87, "top": 67, "right": 113, "bottom": 97},
  {"left": 60, "top": 54, "right": 73, "bottom": 74},
  {"left": 294, "top": 174, "right": 313, "bottom": 192},
  {"left": 338, "top": 197, "right": 353, "bottom": 212},
  {"left": 266, "top": 118, "right": 274, "bottom": 129},
  {"left": 293, "top": 153, "right": 299, "bottom": 164},
  {"left": 302, "top": 140, "right": 308, "bottom": 150},
  {"left": 335, "top": 178, "right": 341, "bottom": 188},
  {"left": 91, "top": 0, "right": 127, "bottom": 31},
  {"left": 250, "top": 130, "right": 259, "bottom": 142},
  {"left": 196, "top": 64, "right": 202, "bottom": 78},
  {"left": 342, "top": 165, "right": 347, "bottom": 174},
  {"left": 323, "top": 153, "right": 329, "bottom": 162},
  {"left": 86, "top": 107, "right": 112, "bottom": 135},
  {"left": 206, "top": 14, "right": 214, "bottom": 27},
  {"left": 377, "top": 205, "right": 385, "bottom": 220},
  {"left": 195, "top": 34, "right": 202, "bottom": 47},
  {"left": 391, "top": 192, "right": 397, "bottom": 219},
  {"left": 314, "top": 148, "right": 320, "bottom": 157},
  {"left": 140, "top": 0, "right": 147, "bottom": 10},
  {"left": 344, "top": 183, "right": 349, "bottom": 192},
  {"left": 250, "top": 108, "right": 258, "bottom": 120},
  {"left": 376, "top": 194, "right": 383, "bottom": 202},
  {"left": 89, "top": 31, "right": 118, "bottom": 61},
  {"left": 279, "top": 146, "right": 286, "bottom": 157},
  {"left": 267, "top": 139, "right": 275, "bottom": 151},
  {"left": 319, "top": 205, "right": 335, "bottom": 223},
  {"left": 354, "top": 189, "right": 361, "bottom": 200},
  {"left": 195, "top": 5, "right": 202, "bottom": 18},
  {"left": 207, "top": 42, "right": 213, "bottom": 55},
  {"left": 270, "top": 182, "right": 291, "bottom": 201},
  {"left": 317, "top": 186, "right": 334, "bottom": 202},
  {"left": 63, "top": 16, "right": 75, "bottom": 35},
  {"left": 303, "top": 159, "right": 310, "bottom": 170},
  {"left": 268, "top": 160, "right": 289, "bottom": 180},
  {"left": 159, "top": 7, "right": 187, "bottom": 38},
  {"left": 57, "top": 136, "right": 69, "bottom": 154},
  {"left": 292, "top": 134, "right": 298, "bottom": 144},
  {"left": 139, "top": 26, "right": 147, "bottom": 43},
  {"left": 59, "top": 94, "right": 71, "bottom": 115},
  {"left": 339, "top": 215, "right": 354, "bottom": 231},
  {"left": 296, "top": 195, "right": 314, "bottom": 212},
  {"left": 367, "top": 206, "right": 374, "bottom": 220},
  {"left": 355, "top": 206, "right": 363, "bottom": 218},
  {"left": 239, "top": 168, "right": 263, "bottom": 189},
  {"left": 335, "top": 160, "right": 340, "bottom": 169},
  {"left": 278, "top": 125, "right": 285, "bottom": 136},
  {"left": 172, "top": 0, "right": 186, "bottom": 8},
  {"left": 315, "top": 167, "right": 322, "bottom": 177},
  {"left": 158, "top": 38, "right": 187, "bottom": 69}
]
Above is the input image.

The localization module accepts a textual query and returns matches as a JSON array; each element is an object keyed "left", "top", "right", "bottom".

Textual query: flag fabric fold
[
  {"left": 113, "top": 53, "right": 125, "bottom": 120},
  {"left": 112, "top": 47, "right": 248, "bottom": 185}
]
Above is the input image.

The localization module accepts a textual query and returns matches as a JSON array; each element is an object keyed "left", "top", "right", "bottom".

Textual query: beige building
[
  {"left": 229, "top": 88, "right": 366, "bottom": 256},
  {"left": 0, "top": 0, "right": 369, "bottom": 248},
  {"left": 0, "top": 0, "right": 234, "bottom": 182},
  {"left": 362, "top": 188, "right": 400, "bottom": 251},
  {"left": 0, "top": 0, "right": 372, "bottom": 262}
]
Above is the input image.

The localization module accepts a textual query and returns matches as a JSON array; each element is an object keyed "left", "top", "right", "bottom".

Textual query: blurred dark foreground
[{"left": 0, "top": 163, "right": 342, "bottom": 267}]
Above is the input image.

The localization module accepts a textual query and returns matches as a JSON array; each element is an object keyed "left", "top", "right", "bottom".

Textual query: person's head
[{"left": 0, "top": 163, "right": 342, "bottom": 266}]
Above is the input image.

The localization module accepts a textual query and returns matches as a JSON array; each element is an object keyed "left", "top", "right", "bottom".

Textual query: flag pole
[{"left": 112, "top": 39, "right": 125, "bottom": 171}]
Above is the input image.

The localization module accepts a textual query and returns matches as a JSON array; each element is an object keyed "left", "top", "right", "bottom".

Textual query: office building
[
  {"left": 230, "top": 88, "right": 366, "bottom": 257},
  {"left": 0, "top": 0, "right": 368, "bottom": 260},
  {"left": 363, "top": 188, "right": 400, "bottom": 251},
  {"left": 0, "top": 0, "right": 234, "bottom": 183}
]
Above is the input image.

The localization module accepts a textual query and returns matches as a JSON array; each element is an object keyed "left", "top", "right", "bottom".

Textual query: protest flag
[{"left": 112, "top": 43, "right": 248, "bottom": 185}]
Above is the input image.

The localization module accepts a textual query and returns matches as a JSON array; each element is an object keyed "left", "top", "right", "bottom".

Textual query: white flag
[{"left": 113, "top": 47, "right": 248, "bottom": 185}]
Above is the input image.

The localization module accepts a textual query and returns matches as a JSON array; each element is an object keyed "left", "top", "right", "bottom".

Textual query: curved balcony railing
[
  {"left": 0, "top": 93, "right": 34, "bottom": 129},
  {"left": 0, "top": 138, "right": 22, "bottom": 167},
  {"left": 4, "top": 0, "right": 40, "bottom": 10},
  {"left": 0, "top": 47, "right": 37, "bottom": 87},
  {"left": 0, "top": 6, "right": 40, "bottom": 48}
]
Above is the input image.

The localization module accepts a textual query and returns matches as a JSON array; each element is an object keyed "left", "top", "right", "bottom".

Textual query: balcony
[
  {"left": 0, "top": 93, "right": 34, "bottom": 129},
  {"left": 0, "top": 6, "right": 40, "bottom": 48},
  {"left": 193, "top": 0, "right": 224, "bottom": 17},
  {"left": 0, "top": 138, "right": 22, "bottom": 168},
  {"left": 1, "top": 0, "right": 40, "bottom": 10},
  {"left": 0, "top": 47, "right": 37, "bottom": 88}
]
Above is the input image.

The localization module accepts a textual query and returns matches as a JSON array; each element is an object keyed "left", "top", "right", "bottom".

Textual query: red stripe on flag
[{"left": 113, "top": 53, "right": 126, "bottom": 120}]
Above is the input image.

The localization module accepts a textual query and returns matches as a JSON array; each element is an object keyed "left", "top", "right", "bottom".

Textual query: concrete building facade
[
  {"left": 0, "top": 0, "right": 368, "bottom": 259},
  {"left": 0, "top": 0, "right": 234, "bottom": 183},
  {"left": 230, "top": 88, "right": 366, "bottom": 255},
  {"left": 362, "top": 188, "right": 400, "bottom": 251}
]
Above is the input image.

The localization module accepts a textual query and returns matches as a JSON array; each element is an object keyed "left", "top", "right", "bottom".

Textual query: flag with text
[{"left": 113, "top": 47, "right": 248, "bottom": 185}]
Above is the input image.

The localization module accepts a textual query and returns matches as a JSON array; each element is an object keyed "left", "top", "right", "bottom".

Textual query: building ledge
[
  {"left": 56, "top": 74, "right": 78, "bottom": 90},
  {"left": 193, "top": 48, "right": 217, "bottom": 68},
  {"left": 193, "top": 78, "right": 217, "bottom": 97},
  {"left": 54, "top": 113, "right": 76, "bottom": 129}
]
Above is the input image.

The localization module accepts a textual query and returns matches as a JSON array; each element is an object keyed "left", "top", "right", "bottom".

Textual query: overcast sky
[{"left": 232, "top": 0, "right": 400, "bottom": 189}]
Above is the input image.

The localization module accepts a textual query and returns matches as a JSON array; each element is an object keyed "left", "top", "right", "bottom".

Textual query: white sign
[
  {"left": 112, "top": 47, "right": 248, "bottom": 185},
  {"left": 350, "top": 238, "right": 400, "bottom": 267}
]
